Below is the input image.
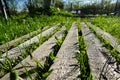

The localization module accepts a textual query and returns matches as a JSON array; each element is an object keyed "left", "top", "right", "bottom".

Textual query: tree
[
  {"left": 55, "top": 0, "right": 64, "bottom": 9},
  {"left": 7, "top": 0, "right": 18, "bottom": 14},
  {"left": 114, "top": 0, "right": 120, "bottom": 14},
  {"left": 44, "top": 0, "right": 51, "bottom": 9},
  {"left": 51, "top": 0, "right": 56, "bottom": 6},
  {"left": 26, "top": 0, "right": 35, "bottom": 14},
  {"left": 0, "top": 0, "right": 8, "bottom": 20},
  {"left": 26, "top": 0, "right": 44, "bottom": 14},
  {"left": 3, "top": 0, "right": 10, "bottom": 17}
]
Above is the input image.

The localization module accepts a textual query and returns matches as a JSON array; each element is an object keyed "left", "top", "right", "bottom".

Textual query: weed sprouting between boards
[
  {"left": 0, "top": 15, "right": 75, "bottom": 45},
  {"left": 0, "top": 58, "right": 14, "bottom": 78},
  {"left": 76, "top": 30, "right": 93, "bottom": 80},
  {"left": 0, "top": 43, "right": 38, "bottom": 78},
  {"left": 0, "top": 33, "right": 56, "bottom": 78},
  {"left": 15, "top": 52, "right": 55, "bottom": 80},
  {"left": 0, "top": 23, "right": 62, "bottom": 54},
  {"left": 8, "top": 29, "right": 67, "bottom": 80},
  {"left": 88, "top": 25, "right": 120, "bottom": 64},
  {"left": 10, "top": 70, "right": 24, "bottom": 80},
  {"left": 91, "top": 16, "right": 120, "bottom": 40},
  {"left": 34, "top": 52, "right": 55, "bottom": 80},
  {"left": 0, "top": 25, "right": 47, "bottom": 53},
  {"left": 96, "top": 34, "right": 120, "bottom": 64},
  {"left": 33, "top": 34, "right": 66, "bottom": 80},
  {"left": 0, "top": 15, "right": 72, "bottom": 79}
]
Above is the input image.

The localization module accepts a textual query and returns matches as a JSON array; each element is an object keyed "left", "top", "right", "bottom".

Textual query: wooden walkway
[{"left": 0, "top": 22, "right": 120, "bottom": 80}]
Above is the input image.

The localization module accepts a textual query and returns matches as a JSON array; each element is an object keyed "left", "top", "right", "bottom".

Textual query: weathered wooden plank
[
  {"left": 0, "top": 26, "right": 66, "bottom": 80},
  {"left": 0, "top": 24, "right": 60, "bottom": 53},
  {"left": 0, "top": 26, "right": 45, "bottom": 53},
  {"left": 87, "top": 22, "right": 120, "bottom": 53},
  {"left": 0, "top": 25, "right": 59, "bottom": 61},
  {"left": 81, "top": 22, "right": 120, "bottom": 80},
  {"left": 46, "top": 22, "right": 80, "bottom": 80}
]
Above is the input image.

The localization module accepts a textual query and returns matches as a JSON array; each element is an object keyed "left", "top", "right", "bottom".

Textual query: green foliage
[
  {"left": 0, "top": 15, "right": 71, "bottom": 45},
  {"left": 49, "top": 52, "right": 56, "bottom": 63},
  {"left": 0, "top": 13, "right": 77, "bottom": 79},
  {"left": 77, "top": 35, "right": 93, "bottom": 80},
  {"left": 49, "top": 7, "right": 73, "bottom": 16},
  {"left": 10, "top": 70, "right": 18, "bottom": 80},
  {"left": 55, "top": 29, "right": 67, "bottom": 48},
  {"left": 42, "top": 70, "right": 52, "bottom": 80},
  {"left": 0, "top": 29, "right": 59, "bottom": 78},
  {"left": 101, "top": 36, "right": 120, "bottom": 64},
  {"left": 34, "top": 52, "right": 58, "bottom": 79},
  {"left": 0, "top": 57, "right": 14, "bottom": 78},
  {"left": 33, "top": 30, "right": 66, "bottom": 80},
  {"left": 110, "top": 49, "right": 120, "bottom": 64},
  {"left": 55, "top": 36, "right": 63, "bottom": 47},
  {"left": 0, "top": 52, "right": 2, "bottom": 57},
  {"left": 10, "top": 70, "right": 24, "bottom": 80},
  {"left": 92, "top": 29, "right": 120, "bottom": 64}
]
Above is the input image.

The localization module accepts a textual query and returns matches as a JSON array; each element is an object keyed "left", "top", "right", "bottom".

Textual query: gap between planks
[
  {"left": 0, "top": 25, "right": 59, "bottom": 61},
  {"left": 81, "top": 22, "right": 120, "bottom": 80},
  {"left": 0, "top": 26, "right": 66, "bottom": 80},
  {"left": 87, "top": 22, "right": 120, "bottom": 54},
  {"left": 46, "top": 22, "right": 80, "bottom": 80},
  {"left": 0, "top": 24, "right": 60, "bottom": 53}
]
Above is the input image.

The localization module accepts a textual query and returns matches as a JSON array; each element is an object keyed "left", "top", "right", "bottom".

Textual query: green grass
[
  {"left": 0, "top": 26, "right": 61, "bottom": 78},
  {"left": 0, "top": 14, "right": 78, "bottom": 79},
  {"left": 76, "top": 22, "right": 93, "bottom": 80},
  {"left": 87, "top": 24, "right": 120, "bottom": 64},
  {"left": 88, "top": 16, "right": 120, "bottom": 63},
  {"left": 77, "top": 35, "right": 93, "bottom": 80},
  {"left": 30, "top": 32, "right": 67, "bottom": 80},
  {"left": 0, "top": 14, "right": 75, "bottom": 45},
  {"left": 95, "top": 33, "right": 120, "bottom": 64},
  {"left": 91, "top": 16, "right": 120, "bottom": 40}
]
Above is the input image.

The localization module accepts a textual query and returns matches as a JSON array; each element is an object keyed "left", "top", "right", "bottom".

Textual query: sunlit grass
[
  {"left": 0, "top": 13, "right": 78, "bottom": 79},
  {"left": 0, "top": 15, "right": 74, "bottom": 45}
]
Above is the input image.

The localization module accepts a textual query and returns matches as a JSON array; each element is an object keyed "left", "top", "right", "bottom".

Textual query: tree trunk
[
  {"left": 51, "top": 0, "right": 56, "bottom": 6},
  {"left": 44, "top": 0, "right": 51, "bottom": 9},
  {"left": 114, "top": 0, "right": 119, "bottom": 13},
  {"left": 3, "top": 0, "right": 10, "bottom": 17},
  {"left": 0, "top": 0, "right": 8, "bottom": 20},
  {"left": 101, "top": 0, "right": 104, "bottom": 13}
]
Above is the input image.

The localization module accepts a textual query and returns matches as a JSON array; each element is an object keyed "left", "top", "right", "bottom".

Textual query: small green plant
[
  {"left": 0, "top": 52, "right": 2, "bottom": 57},
  {"left": 55, "top": 36, "right": 63, "bottom": 47},
  {"left": 89, "top": 26, "right": 120, "bottom": 64},
  {"left": 0, "top": 14, "right": 75, "bottom": 45},
  {"left": 0, "top": 58, "right": 14, "bottom": 78},
  {"left": 0, "top": 34, "right": 53, "bottom": 78},
  {"left": 10, "top": 70, "right": 23, "bottom": 80},
  {"left": 76, "top": 31, "right": 93, "bottom": 80},
  {"left": 0, "top": 13, "right": 78, "bottom": 79},
  {"left": 33, "top": 52, "right": 57, "bottom": 80},
  {"left": 33, "top": 31, "right": 66, "bottom": 80},
  {"left": 0, "top": 22, "right": 64, "bottom": 78}
]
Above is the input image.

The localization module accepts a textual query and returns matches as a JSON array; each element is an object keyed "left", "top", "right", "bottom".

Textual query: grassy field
[{"left": 0, "top": 14, "right": 75, "bottom": 45}]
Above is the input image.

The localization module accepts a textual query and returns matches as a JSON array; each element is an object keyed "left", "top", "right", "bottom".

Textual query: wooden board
[
  {"left": 1, "top": 26, "right": 66, "bottom": 80},
  {"left": 0, "top": 25, "right": 58, "bottom": 61},
  {"left": 81, "top": 22, "right": 120, "bottom": 80},
  {"left": 47, "top": 22, "right": 80, "bottom": 80}
]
